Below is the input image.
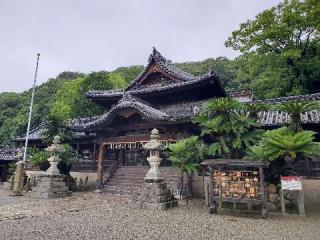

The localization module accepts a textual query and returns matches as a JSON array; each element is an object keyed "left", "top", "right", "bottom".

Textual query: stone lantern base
[
  {"left": 131, "top": 179, "right": 178, "bottom": 211},
  {"left": 28, "top": 173, "right": 70, "bottom": 199}
]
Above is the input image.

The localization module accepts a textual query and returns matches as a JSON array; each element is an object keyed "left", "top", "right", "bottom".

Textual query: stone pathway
[{"left": 0, "top": 189, "right": 319, "bottom": 240}]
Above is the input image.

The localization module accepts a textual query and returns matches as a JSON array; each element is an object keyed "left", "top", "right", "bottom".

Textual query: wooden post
[
  {"left": 209, "top": 166, "right": 216, "bottom": 214},
  {"left": 96, "top": 143, "right": 105, "bottom": 189},
  {"left": 259, "top": 167, "right": 267, "bottom": 219},
  {"left": 93, "top": 143, "right": 97, "bottom": 160},
  {"left": 298, "top": 190, "right": 306, "bottom": 217},
  {"left": 280, "top": 189, "right": 286, "bottom": 216}
]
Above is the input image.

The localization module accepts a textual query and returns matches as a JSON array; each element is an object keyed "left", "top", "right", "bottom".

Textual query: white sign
[{"left": 281, "top": 176, "right": 302, "bottom": 191}]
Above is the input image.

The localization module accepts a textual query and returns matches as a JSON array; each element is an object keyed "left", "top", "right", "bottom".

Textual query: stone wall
[
  {"left": 26, "top": 170, "right": 97, "bottom": 190},
  {"left": 301, "top": 178, "right": 320, "bottom": 206},
  {"left": 69, "top": 171, "right": 97, "bottom": 189}
]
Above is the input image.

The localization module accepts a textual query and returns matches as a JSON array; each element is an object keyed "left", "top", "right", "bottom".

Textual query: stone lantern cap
[
  {"left": 45, "top": 135, "right": 65, "bottom": 155},
  {"left": 143, "top": 128, "right": 165, "bottom": 150}
]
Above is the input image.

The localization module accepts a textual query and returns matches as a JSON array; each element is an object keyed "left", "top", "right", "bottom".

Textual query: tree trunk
[
  {"left": 188, "top": 172, "right": 193, "bottom": 197},
  {"left": 178, "top": 172, "right": 184, "bottom": 199}
]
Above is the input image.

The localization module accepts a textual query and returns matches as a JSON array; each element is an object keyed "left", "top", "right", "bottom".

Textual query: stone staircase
[{"left": 103, "top": 166, "right": 179, "bottom": 197}]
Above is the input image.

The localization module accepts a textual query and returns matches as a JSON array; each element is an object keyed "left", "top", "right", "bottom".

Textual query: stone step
[
  {"left": 116, "top": 167, "right": 175, "bottom": 171},
  {"left": 112, "top": 174, "right": 178, "bottom": 178},
  {"left": 106, "top": 181, "right": 177, "bottom": 188},
  {"left": 103, "top": 166, "right": 178, "bottom": 197},
  {"left": 108, "top": 178, "right": 178, "bottom": 183},
  {"left": 104, "top": 188, "right": 137, "bottom": 195}
]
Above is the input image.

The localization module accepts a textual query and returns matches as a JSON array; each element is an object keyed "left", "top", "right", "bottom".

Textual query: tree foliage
[
  {"left": 227, "top": 0, "right": 320, "bottom": 98},
  {"left": 167, "top": 136, "right": 207, "bottom": 174},
  {"left": 30, "top": 144, "right": 77, "bottom": 174},
  {"left": 246, "top": 127, "right": 320, "bottom": 161},
  {"left": 194, "top": 98, "right": 263, "bottom": 159},
  {"left": 275, "top": 100, "right": 320, "bottom": 132}
]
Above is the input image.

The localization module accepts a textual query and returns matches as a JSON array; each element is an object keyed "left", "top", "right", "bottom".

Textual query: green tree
[
  {"left": 51, "top": 71, "right": 128, "bottom": 120},
  {"left": 43, "top": 114, "right": 72, "bottom": 144},
  {"left": 275, "top": 101, "right": 320, "bottom": 132},
  {"left": 226, "top": 0, "right": 320, "bottom": 97},
  {"left": 167, "top": 136, "right": 207, "bottom": 197},
  {"left": 246, "top": 127, "right": 320, "bottom": 162},
  {"left": 194, "top": 98, "right": 263, "bottom": 159},
  {"left": 176, "top": 57, "right": 237, "bottom": 88},
  {"left": 30, "top": 144, "right": 76, "bottom": 174}
]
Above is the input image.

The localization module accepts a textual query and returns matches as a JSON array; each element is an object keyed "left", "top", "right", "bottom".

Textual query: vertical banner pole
[{"left": 23, "top": 53, "right": 40, "bottom": 162}]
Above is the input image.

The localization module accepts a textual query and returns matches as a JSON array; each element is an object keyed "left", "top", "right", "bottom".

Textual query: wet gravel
[{"left": 0, "top": 189, "right": 319, "bottom": 240}]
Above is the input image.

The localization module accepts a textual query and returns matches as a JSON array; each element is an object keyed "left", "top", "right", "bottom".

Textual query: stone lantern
[
  {"left": 131, "top": 129, "right": 178, "bottom": 210},
  {"left": 29, "top": 135, "right": 69, "bottom": 199},
  {"left": 45, "top": 135, "right": 65, "bottom": 175},
  {"left": 143, "top": 128, "right": 164, "bottom": 181}
]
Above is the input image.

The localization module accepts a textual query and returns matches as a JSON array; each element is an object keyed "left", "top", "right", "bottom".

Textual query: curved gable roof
[
  {"left": 71, "top": 93, "right": 170, "bottom": 131},
  {"left": 86, "top": 48, "right": 225, "bottom": 103},
  {"left": 125, "top": 47, "right": 195, "bottom": 90}
]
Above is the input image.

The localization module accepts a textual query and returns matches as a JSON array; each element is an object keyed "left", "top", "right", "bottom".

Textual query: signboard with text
[{"left": 281, "top": 176, "right": 302, "bottom": 191}]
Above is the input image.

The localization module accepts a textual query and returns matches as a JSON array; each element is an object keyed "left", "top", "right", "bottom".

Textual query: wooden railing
[{"left": 102, "top": 160, "right": 119, "bottom": 186}]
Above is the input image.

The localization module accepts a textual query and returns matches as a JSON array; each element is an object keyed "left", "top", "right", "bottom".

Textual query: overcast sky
[{"left": 0, "top": 0, "right": 281, "bottom": 93}]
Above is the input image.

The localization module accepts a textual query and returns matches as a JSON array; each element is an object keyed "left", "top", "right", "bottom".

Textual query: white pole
[{"left": 23, "top": 53, "right": 40, "bottom": 162}]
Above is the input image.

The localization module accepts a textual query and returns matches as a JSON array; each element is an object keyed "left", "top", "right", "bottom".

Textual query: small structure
[
  {"left": 131, "top": 129, "right": 178, "bottom": 210},
  {"left": 29, "top": 136, "right": 69, "bottom": 198},
  {"left": 0, "top": 146, "right": 22, "bottom": 183},
  {"left": 201, "top": 159, "right": 268, "bottom": 218}
]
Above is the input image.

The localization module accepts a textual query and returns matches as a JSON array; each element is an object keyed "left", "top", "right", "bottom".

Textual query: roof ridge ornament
[{"left": 149, "top": 47, "right": 166, "bottom": 63}]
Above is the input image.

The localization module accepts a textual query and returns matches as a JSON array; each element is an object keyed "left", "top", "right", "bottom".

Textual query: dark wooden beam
[{"left": 96, "top": 143, "right": 105, "bottom": 189}]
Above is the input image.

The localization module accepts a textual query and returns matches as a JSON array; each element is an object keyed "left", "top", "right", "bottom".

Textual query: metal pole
[{"left": 23, "top": 53, "right": 40, "bottom": 162}]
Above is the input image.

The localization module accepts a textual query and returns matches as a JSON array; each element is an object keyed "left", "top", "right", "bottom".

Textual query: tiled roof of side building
[
  {"left": 255, "top": 92, "right": 320, "bottom": 104},
  {"left": 15, "top": 123, "right": 96, "bottom": 142},
  {"left": 0, "top": 146, "right": 22, "bottom": 161},
  {"left": 255, "top": 92, "right": 320, "bottom": 126}
]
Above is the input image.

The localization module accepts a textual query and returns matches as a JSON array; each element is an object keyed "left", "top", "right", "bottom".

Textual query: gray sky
[{"left": 0, "top": 0, "right": 281, "bottom": 93}]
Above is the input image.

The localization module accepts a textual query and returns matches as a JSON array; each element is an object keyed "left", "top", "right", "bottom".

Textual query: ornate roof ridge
[{"left": 125, "top": 48, "right": 202, "bottom": 90}]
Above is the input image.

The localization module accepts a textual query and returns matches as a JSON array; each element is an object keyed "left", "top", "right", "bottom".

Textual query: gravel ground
[{"left": 0, "top": 189, "right": 319, "bottom": 240}]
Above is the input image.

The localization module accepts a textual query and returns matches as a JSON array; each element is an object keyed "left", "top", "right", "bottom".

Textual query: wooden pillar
[
  {"left": 298, "top": 189, "right": 306, "bottom": 217},
  {"left": 259, "top": 167, "right": 267, "bottom": 219},
  {"left": 119, "top": 148, "right": 125, "bottom": 166},
  {"left": 209, "top": 166, "right": 216, "bottom": 214},
  {"left": 96, "top": 143, "right": 105, "bottom": 189}
]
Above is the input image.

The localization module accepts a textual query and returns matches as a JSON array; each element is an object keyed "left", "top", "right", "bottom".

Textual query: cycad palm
[
  {"left": 276, "top": 101, "right": 320, "bottom": 132},
  {"left": 194, "top": 98, "right": 263, "bottom": 159},
  {"left": 246, "top": 127, "right": 320, "bottom": 161}
]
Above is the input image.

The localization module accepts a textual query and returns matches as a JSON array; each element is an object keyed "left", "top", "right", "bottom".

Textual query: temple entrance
[
  {"left": 124, "top": 148, "right": 148, "bottom": 166},
  {"left": 103, "top": 146, "right": 172, "bottom": 167}
]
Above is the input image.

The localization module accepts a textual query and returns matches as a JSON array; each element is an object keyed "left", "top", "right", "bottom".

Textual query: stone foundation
[
  {"left": 28, "top": 174, "right": 70, "bottom": 199},
  {"left": 131, "top": 180, "right": 178, "bottom": 210}
]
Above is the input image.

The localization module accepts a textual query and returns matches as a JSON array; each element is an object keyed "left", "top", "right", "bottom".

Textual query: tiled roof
[
  {"left": 126, "top": 47, "right": 196, "bottom": 89},
  {"left": 70, "top": 94, "right": 206, "bottom": 131},
  {"left": 257, "top": 109, "right": 320, "bottom": 126},
  {"left": 86, "top": 48, "right": 223, "bottom": 100},
  {"left": 0, "top": 146, "right": 22, "bottom": 161},
  {"left": 255, "top": 92, "right": 320, "bottom": 104},
  {"left": 15, "top": 123, "right": 96, "bottom": 142},
  {"left": 71, "top": 93, "right": 171, "bottom": 130},
  {"left": 255, "top": 93, "right": 320, "bottom": 126}
]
